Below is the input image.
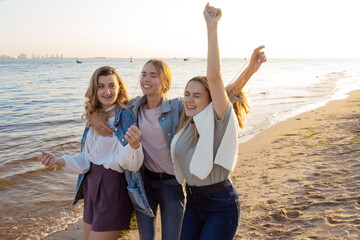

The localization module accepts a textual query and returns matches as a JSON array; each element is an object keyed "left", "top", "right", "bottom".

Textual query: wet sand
[{"left": 46, "top": 90, "right": 360, "bottom": 239}]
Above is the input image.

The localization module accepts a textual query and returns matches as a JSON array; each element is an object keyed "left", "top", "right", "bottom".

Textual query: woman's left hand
[
  {"left": 248, "top": 45, "right": 267, "bottom": 74},
  {"left": 125, "top": 124, "right": 142, "bottom": 149}
]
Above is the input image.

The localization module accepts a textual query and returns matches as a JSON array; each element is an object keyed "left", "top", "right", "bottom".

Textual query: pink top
[{"left": 138, "top": 104, "right": 175, "bottom": 175}]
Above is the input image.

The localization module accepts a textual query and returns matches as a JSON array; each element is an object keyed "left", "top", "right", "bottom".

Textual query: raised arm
[
  {"left": 204, "top": 3, "right": 228, "bottom": 119},
  {"left": 226, "top": 46, "right": 267, "bottom": 96}
]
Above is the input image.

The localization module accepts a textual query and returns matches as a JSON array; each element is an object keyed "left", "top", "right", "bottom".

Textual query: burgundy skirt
[{"left": 82, "top": 163, "right": 132, "bottom": 231}]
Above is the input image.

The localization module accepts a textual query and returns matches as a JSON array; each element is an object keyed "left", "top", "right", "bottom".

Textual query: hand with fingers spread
[
  {"left": 90, "top": 112, "right": 114, "bottom": 137},
  {"left": 248, "top": 45, "right": 267, "bottom": 75},
  {"left": 39, "top": 152, "right": 65, "bottom": 168},
  {"left": 203, "top": 2, "right": 222, "bottom": 27},
  {"left": 125, "top": 124, "right": 142, "bottom": 149}
]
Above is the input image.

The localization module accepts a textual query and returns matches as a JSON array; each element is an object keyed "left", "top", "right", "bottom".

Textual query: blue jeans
[
  {"left": 180, "top": 184, "right": 240, "bottom": 240},
  {"left": 136, "top": 173, "right": 185, "bottom": 240}
]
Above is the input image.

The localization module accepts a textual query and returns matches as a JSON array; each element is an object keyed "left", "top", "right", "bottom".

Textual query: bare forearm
[
  {"left": 207, "top": 25, "right": 221, "bottom": 82},
  {"left": 226, "top": 45, "right": 267, "bottom": 96},
  {"left": 226, "top": 67, "right": 255, "bottom": 96},
  {"left": 203, "top": 3, "right": 227, "bottom": 118}
]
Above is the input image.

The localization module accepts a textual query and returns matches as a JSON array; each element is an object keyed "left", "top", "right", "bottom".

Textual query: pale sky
[{"left": 1, "top": 0, "right": 359, "bottom": 58}]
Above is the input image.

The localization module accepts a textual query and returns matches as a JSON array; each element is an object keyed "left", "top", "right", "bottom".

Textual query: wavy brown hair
[
  {"left": 175, "top": 76, "right": 251, "bottom": 145},
  {"left": 82, "top": 66, "right": 129, "bottom": 127}
]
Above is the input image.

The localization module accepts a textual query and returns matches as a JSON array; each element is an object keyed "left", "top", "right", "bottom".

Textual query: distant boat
[
  {"left": 183, "top": 57, "right": 191, "bottom": 61},
  {"left": 76, "top": 58, "right": 82, "bottom": 64}
]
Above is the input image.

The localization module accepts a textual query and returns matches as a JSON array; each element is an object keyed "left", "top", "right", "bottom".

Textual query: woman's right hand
[
  {"left": 90, "top": 112, "right": 114, "bottom": 137},
  {"left": 203, "top": 3, "right": 222, "bottom": 27},
  {"left": 39, "top": 152, "right": 65, "bottom": 168},
  {"left": 125, "top": 124, "right": 142, "bottom": 149}
]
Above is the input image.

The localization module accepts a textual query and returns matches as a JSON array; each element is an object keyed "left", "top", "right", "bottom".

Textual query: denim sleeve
[
  {"left": 121, "top": 109, "right": 136, "bottom": 128},
  {"left": 128, "top": 96, "right": 141, "bottom": 108}
]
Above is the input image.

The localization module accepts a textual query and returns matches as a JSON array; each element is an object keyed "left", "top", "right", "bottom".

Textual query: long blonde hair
[
  {"left": 82, "top": 66, "right": 129, "bottom": 127},
  {"left": 175, "top": 76, "right": 251, "bottom": 145}
]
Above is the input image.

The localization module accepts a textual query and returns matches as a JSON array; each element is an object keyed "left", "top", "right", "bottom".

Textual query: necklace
[{"left": 105, "top": 105, "right": 116, "bottom": 112}]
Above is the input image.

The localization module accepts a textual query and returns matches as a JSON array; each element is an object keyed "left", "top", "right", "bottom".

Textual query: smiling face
[
  {"left": 183, "top": 80, "right": 211, "bottom": 117},
  {"left": 97, "top": 74, "right": 120, "bottom": 109},
  {"left": 140, "top": 63, "right": 164, "bottom": 98}
]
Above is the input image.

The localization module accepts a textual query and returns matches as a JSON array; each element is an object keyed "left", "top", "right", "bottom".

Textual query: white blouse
[{"left": 62, "top": 117, "right": 143, "bottom": 174}]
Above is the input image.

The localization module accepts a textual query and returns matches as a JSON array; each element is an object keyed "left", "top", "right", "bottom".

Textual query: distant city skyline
[
  {"left": 0, "top": 53, "right": 64, "bottom": 60},
  {"left": 2, "top": 53, "right": 360, "bottom": 60},
  {"left": 1, "top": 0, "right": 359, "bottom": 59}
]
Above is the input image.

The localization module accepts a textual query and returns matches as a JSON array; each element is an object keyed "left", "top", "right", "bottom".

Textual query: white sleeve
[
  {"left": 62, "top": 139, "right": 91, "bottom": 174},
  {"left": 62, "top": 152, "right": 90, "bottom": 174},
  {"left": 115, "top": 143, "right": 144, "bottom": 172}
]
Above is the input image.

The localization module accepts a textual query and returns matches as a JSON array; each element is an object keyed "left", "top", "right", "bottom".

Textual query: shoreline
[{"left": 45, "top": 90, "right": 360, "bottom": 239}]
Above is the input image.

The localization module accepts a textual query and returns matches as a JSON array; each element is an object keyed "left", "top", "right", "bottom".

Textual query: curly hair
[{"left": 82, "top": 66, "right": 129, "bottom": 127}]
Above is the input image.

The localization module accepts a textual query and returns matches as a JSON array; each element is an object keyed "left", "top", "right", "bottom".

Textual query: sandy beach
[{"left": 46, "top": 90, "right": 360, "bottom": 240}]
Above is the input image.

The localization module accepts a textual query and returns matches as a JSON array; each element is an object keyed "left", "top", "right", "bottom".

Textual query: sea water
[{"left": 1, "top": 58, "right": 360, "bottom": 239}]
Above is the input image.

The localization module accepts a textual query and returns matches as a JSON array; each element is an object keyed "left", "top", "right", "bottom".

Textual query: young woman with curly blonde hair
[{"left": 39, "top": 66, "right": 144, "bottom": 240}]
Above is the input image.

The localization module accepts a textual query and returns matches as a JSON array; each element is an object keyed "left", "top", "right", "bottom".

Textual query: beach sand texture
[
  {"left": 46, "top": 90, "right": 360, "bottom": 239},
  {"left": 233, "top": 90, "right": 360, "bottom": 239}
]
